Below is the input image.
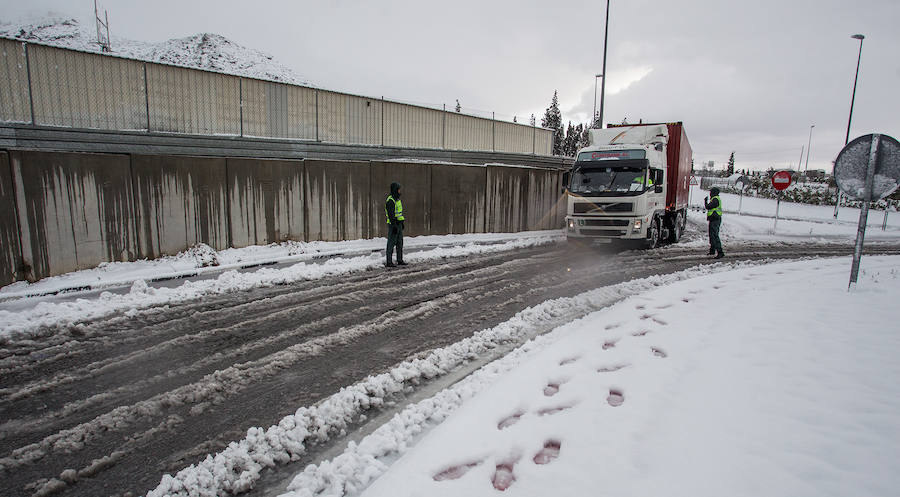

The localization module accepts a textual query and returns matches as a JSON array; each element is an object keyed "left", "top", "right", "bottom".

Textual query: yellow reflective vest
[
  {"left": 707, "top": 195, "right": 722, "bottom": 217},
  {"left": 385, "top": 195, "right": 404, "bottom": 224}
]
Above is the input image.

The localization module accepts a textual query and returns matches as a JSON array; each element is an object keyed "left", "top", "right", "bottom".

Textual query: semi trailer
[{"left": 564, "top": 122, "right": 692, "bottom": 248}]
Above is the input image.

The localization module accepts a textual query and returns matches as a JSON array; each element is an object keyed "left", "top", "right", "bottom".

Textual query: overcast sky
[{"left": 1, "top": 0, "right": 898, "bottom": 171}]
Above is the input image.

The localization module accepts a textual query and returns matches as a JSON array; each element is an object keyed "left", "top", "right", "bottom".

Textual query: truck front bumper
[{"left": 565, "top": 216, "right": 648, "bottom": 240}]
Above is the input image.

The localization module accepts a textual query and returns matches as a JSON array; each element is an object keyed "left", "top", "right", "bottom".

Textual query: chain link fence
[{"left": 0, "top": 38, "right": 553, "bottom": 156}]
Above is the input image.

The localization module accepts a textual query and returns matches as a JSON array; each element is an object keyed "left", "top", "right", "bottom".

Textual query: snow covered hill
[{"left": 0, "top": 18, "right": 312, "bottom": 86}]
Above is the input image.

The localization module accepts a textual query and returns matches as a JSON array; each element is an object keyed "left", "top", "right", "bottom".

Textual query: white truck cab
[{"left": 564, "top": 123, "right": 691, "bottom": 248}]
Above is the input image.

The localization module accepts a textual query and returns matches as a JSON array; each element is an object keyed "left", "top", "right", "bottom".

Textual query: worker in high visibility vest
[
  {"left": 705, "top": 186, "right": 724, "bottom": 259},
  {"left": 385, "top": 182, "right": 407, "bottom": 267}
]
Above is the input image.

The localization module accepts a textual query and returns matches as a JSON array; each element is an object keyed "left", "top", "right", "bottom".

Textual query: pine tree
[
  {"left": 574, "top": 123, "right": 588, "bottom": 151},
  {"left": 563, "top": 121, "right": 577, "bottom": 156},
  {"left": 727, "top": 152, "right": 735, "bottom": 175},
  {"left": 455, "top": 100, "right": 461, "bottom": 113},
  {"left": 541, "top": 91, "right": 564, "bottom": 155},
  {"left": 530, "top": 114, "right": 536, "bottom": 126},
  {"left": 513, "top": 116, "right": 517, "bottom": 123}
]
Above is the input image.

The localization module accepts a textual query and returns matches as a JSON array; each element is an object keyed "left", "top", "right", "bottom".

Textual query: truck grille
[
  {"left": 580, "top": 219, "right": 629, "bottom": 227},
  {"left": 581, "top": 229, "right": 628, "bottom": 237},
  {"left": 573, "top": 202, "right": 632, "bottom": 214}
]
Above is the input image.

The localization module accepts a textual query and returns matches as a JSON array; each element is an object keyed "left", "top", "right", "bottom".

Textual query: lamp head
[{"left": 851, "top": 34, "right": 865, "bottom": 40}]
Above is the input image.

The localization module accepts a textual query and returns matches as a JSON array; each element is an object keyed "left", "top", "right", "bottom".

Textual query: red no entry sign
[{"left": 772, "top": 171, "right": 792, "bottom": 191}]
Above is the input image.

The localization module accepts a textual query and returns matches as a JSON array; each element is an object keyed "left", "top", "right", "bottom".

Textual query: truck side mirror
[
  {"left": 654, "top": 185, "right": 663, "bottom": 193},
  {"left": 561, "top": 172, "right": 570, "bottom": 194}
]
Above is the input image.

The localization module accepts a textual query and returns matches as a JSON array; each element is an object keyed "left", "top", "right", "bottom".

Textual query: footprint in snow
[
  {"left": 607, "top": 389, "right": 625, "bottom": 407},
  {"left": 492, "top": 461, "right": 517, "bottom": 491},
  {"left": 602, "top": 340, "right": 617, "bottom": 350},
  {"left": 544, "top": 380, "right": 565, "bottom": 397},
  {"left": 598, "top": 364, "right": 628, "bottom": 373},
  {"left": 537, "top": 404, "right": 574, "bottom": 416},
  {"left": 433, "top": 460, "right": 482, "bottom": 481},
  {"left": 533, "top": 440, "right": 561, "bottom": 465},
  {"left": 498, "top": 411, "right": 525, "bottom": 430},
  {"left": 651, "top": 347, "right": 667, "bottom": 358},
  {"left": 559, "top": 356, "right": 580, "bottom": 366}
]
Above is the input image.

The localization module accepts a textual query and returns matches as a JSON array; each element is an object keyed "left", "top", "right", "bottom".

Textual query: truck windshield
[{"left": 569, "top": 160, "right": 650, "bottom": 195}]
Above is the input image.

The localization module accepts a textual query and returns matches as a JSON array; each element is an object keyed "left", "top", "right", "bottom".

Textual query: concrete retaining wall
[
  {"left": 228, "top": 158, "right": 305, "bottom": 247},
  {"left": 0, "top": 151, "right": 22, "bottom": 284},
  {"left": 0, "top": 150, "right": 563, "bottom": 286},
  {"left": 132, "top": 155, "right": 230, "bottom": 258},
  {"left": 10, "top": 150, "right": 137, "bottom": 281}
]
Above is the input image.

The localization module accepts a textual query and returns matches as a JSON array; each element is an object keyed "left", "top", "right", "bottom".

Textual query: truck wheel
[
  {"left": 646, "top": 217, "right": 661, "bottom": 249},
  {"left": 668, "top": 211, "right": 684, "bottom": 243}
]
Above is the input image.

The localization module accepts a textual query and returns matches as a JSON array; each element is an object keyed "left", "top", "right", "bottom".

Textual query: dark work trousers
[
  {"left": 708, "top": 217, "right": 722, "bottom": 253},
  {"left": 386, "top": 223, "right": 404, "bottom": 263}
]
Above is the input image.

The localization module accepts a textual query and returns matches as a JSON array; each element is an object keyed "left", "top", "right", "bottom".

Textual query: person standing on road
[
  {"left": 385, "top": 182, "right": 407, "bottom": 267},
  {"left": 705, "top": 186, "right": 724, "bottom": 259}
]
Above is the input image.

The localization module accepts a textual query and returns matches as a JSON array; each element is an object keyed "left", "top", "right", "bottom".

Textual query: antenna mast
[{"left": 94, "top": 0, "right": 111, "bottom": 52}]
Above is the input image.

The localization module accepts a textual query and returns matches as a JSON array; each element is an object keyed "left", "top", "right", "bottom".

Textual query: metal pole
[
  {"left": 798, "top": 145, "right": 804, "bottom": 171},
  {"left": 848, "top": 134, "right": 879, "bottom": 289},
  {"left": 23, "top": 43, "right": 35, "bottom": 126},
  {"left": 845, "top": 35, "right": 865, "bottom": 146},
  {"left": 882, "top": 208, "right": 888, "bottom": 231},
  {"left": 598, "top": 0, "right": 610, "bottom": 129},
  {"left": 143, "top": 63, "right": 151, "bottom": 131},
  {"left": 739, "top": 190, "right": 743, "bottom": 214},
  {"left": 315, "top": 90, "right": 319, "bottom": 142},
  {"left": 238, "top": 78, "right": 243, "bottom": 137},
  {"left": 774, "top": 194, "right": 781, "bottom": 231},
  {"left": 805, "top": 125, "right": 814, "bottom": 172},
  {"left": 838, "top": 34, "right": 865, "bottom": 220}
]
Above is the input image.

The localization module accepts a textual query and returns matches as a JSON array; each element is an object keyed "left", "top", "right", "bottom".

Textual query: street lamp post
[
  {"left": 592, "top": 73, "right": 602, "bottom": 127},
  {"left": 836, "top": 34, "right": 865, "bottom": 219},
  {"left": 598, "top": 0, "right": 610, "bottom": 129},
  {"left": 805, "top": 124, "right": 814, "bottom": 172}
]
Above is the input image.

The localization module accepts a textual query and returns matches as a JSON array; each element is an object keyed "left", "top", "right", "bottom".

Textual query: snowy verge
[
  {"left": 146, "top": 259, "right": 762, "bottom": 497},
  {"left": 0, "top": 232, "right": 561, "bottom": 340}
]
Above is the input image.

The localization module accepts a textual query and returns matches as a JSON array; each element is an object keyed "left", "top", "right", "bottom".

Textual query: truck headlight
[
  {"left": 633, "top": 219, "right": 642, "bottom": 231},
  {"left": 567, "top": 219, "right": 575, "bottom": 230}
]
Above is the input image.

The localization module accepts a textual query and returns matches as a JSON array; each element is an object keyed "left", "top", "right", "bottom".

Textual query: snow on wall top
[{"left": 0, "top": 18, "right": 313, "bottom": 87}]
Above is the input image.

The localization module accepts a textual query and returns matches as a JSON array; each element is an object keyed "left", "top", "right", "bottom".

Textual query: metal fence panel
[
  {"left": 535, "top": 128, "right": 553, "bottom": 156},
  {"left": 318, "top": 90, "right": 381, "bottom": 145},
  {"left": 147, "top": 63, "right": 240, "bottom": 135},
  {"left": 241, "top": 78, "right": 316, "bottom": 140},
  {"left": 494, "top": 120, "right": 534, "bottom": 154},
  {"left": 383, "top": 101, "right": 442, "bottom": 149},
  {"left": 445, "top": 113, "right": 492, "bottom": 152},
  {"left": 0, "top": 39, "right": 31, "bottom": 124},
  {"left": 29, "top": 44, "right": 146, "bottom": 129}
]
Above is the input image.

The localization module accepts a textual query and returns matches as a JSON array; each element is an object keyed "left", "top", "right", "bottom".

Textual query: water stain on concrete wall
[
  {"left": 430, "top": 163, "right": 487, "bottom": 235},
  {"left": 305, "top": 160, "right": 370, "bottom": 242},
  {"left": 0, "top": 152, "right": 23, "bottom": 286},
  {"left": 132, "top": 155, "right": 229, "bottom": 257},
  {"left": 10, "top": 150, "right": 136, "bottom": 281},
  {"left": 228, "top": 158, "right": 305, "bottom": 247}
]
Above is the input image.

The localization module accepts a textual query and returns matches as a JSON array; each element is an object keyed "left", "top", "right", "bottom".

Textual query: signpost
[
  {"left": 771, "top": 171, "right": 792, "bottom": 231},
  {"left": 833, "top": 134, "right": 900, "bottom": 289}
]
